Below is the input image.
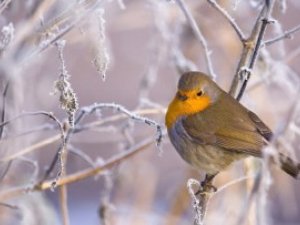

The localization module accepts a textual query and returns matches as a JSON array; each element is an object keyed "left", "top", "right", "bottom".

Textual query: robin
[{"left": 165, "top": 71, "right": 300, "bottom": 185}]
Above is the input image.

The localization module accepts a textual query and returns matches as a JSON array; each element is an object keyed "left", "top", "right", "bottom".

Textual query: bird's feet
[{"left": 195, "top": 174, "right": 218, "bottom": 196}]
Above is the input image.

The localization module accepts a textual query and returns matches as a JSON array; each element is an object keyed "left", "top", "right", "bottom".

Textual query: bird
[{"left": 165, "top": 71, "right": 299, "bottom": 185}]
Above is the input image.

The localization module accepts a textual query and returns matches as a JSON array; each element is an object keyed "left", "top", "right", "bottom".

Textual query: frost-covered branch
[
  {"left": 264, "top": 24, "right": 300, "bottom": 46},
  {"left": 53, "top": 40, "right": 78, "bottom": 128},
  {"left": 230, "top": 0, "right": 275, "bottom": 100},
  {"left": 0, "top": 135, "right": 163, "bottom": 200},
  {"left": 174, "top": 0, "right": 216, "bottom": 79},
  {"left": 78, "top": 103, "right": 163, "bottom": 146},
  {"left": 207, "top": 0, "right": 245, "bottom": 41}
]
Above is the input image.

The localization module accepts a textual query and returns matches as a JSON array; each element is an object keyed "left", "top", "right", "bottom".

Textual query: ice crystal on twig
[
  {"left": 53, "top": 40, "right": 78, "bottom": 127},
  {"left": 187, "top": 179, "right": 203, "bottom": 225},
  {"left": 93, "top": 9, "right": 110, "bottom": 81},
  {"left": 0, "top": 23, "right": 14, "bottom": 54}
]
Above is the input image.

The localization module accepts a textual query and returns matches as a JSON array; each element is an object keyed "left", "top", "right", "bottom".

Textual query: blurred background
[{"left": 0, "top": 0, "right": 300, "bottom": 224}]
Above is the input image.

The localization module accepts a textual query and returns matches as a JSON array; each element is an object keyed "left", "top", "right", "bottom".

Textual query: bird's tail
[{"left": 279, "top": 153, "right": 300, "bottom": 179}]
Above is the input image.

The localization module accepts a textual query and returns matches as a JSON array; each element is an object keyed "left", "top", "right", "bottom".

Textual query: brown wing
[
  {"left": 247, "top": 110, "right": 273, "bottom": 141},
  {"left": 181, "top": 93, "right": 269, "bottom": 157}
]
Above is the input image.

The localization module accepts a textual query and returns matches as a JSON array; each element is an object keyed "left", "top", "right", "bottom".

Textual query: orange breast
[{"left": 165, "top": 94, "right": 211, "bottom": 128}]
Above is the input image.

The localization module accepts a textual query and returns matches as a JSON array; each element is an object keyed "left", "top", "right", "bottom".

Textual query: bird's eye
[{"left": 196, "top": 90, "right": 203, "bottom": 96}]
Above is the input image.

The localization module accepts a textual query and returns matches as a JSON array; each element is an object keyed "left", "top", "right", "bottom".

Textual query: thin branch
[
  {"left": 0, "top": 111, "right": 66, "bottom": 190},
  {"left": 285, "top": 45, "right": 300, "bottom": 63},
  {"left": 187, "top": 177, "right": 216, "bottom": 224},
  {"left": 75, "top": 108, "right": 164, "bottom": 133},
  {"left": 0, "top": 82, "right": 10, "bottom": 182},
  {"left": 0, "top": 112, "right": 65, "bottom": 172},
  {"left": 175, "top": 0, "right": 216, "bottom": 79},
  {"left": 236, "top": 0, "right": 275, "bottom": 101},
  {"left": 41, "top": 123, "right": 75, "bottom": 187},
  {"left": 0, "top": 202, "right": 19, "bottom": 210},
  {"left": 99, "top": 170, "right": 115, "bottom": 225},
  {"left": 0, "top": 0, "right": 12, "bottom": 14},
  {"left": 40, "top": 102, "right": 163, "bottom": 187},
  {"left": 0, "top": 160, "right": 12, "bottom": 182},
  {"left": 54, "top": 40, "right": 78, "bottom": 128},
  {"left": 24, "top": 0, "right": 103, "bottom": 64},
  {"left": 1, "top": 123, "right": 56, "bottom": 141},
  {"left": 8, "top": 0, "right": 58, "bottom": 61},
  {"left": 78, "top": 103, "right": 163, "bottom": 145},
  {"left": 18, "top": 157, "right": 39, "bottom": 184},
  {"left": 59, "top": 148, "right": 69, "bottom": 225},
  {"left": 264, "top": 24, "right": 300, "bottom": 46},
  {"left": 235, "top": 172, "right": 262, "bottom": 225},
  {"left": 0, "top": 82, "right": 9, "bottom": 139},
  {"left": 0, "top": 135, "right": 164, "bottom": 200},
  {"left": 59, "top": 185, "right": 70, "bottom": 225},
  {"left": 207, "top": 0, "right": 245, "bottom": 41},
  {"left": 0, "top": 134, "right": 61, "bottom": 162},
  {"left": 229, "top": 6, "right": 266, "bottom": 96},
  {"left": 0, "top": 108, "right": 164, "bottom": 162},
  {"left": 212, "top": 175, "right": 256, "bottom": 198},
  {"left": 0, "top": 111, "right": 63, "bottom": 135},
  {"left": 68, "top": 145, "right": 95, "bottom": 168}
]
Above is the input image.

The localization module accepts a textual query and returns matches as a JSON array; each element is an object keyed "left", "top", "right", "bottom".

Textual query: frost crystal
[
  {"left": 0, "top": 23, "right": 14, "bottom": 52},
  {"left": 93, "top": 9, "right": 110, "bottom": 81},
  {"left": 53, "top": 40, "right": 79, "bottom": 127}
]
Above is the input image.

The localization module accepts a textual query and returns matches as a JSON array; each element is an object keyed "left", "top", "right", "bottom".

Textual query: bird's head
[{"left": 165, "top": 71, "right": 222, "bottom": 128}]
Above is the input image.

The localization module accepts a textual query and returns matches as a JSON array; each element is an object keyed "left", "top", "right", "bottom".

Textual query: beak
[{"left": 177, "top": 92, "right": 188, "bottom": 101}]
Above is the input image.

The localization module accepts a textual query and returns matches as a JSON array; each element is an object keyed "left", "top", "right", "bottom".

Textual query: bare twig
[
  {"left": 41, "top": 102, "right": 163, "bottom": 188},
  {"left": 230, "top": 0, "right": 275, "bottom": 100},
  {"left": 18, "top": 157, "right": 39, "bottom": 184},
  {"left": 0, "top": 202, "right": 19, "bottom": 210},
  {"left": 207, "top": 0, "right": 245, "bottom": 41},
  {"left": 59, "top": 146, "right": 70, "bottom": 225},
  {"left": 59, "top": 185, "right": 70, "bottom": 225},
  {"left": 68, "top": 145, "right": 95, "bottom": 168},
  {"left": 74, "top": 108, "right": 164, "bottom": 133},
  {"left": 0, "top": 111, "right": 66, "bottom": 189},
  {"left": 92, "top": 8, "right": 110, "bottom": 81},
  {"left": 229, "top": 6, "right": 265, "bottom": 96},
  {"left": 0, "top": 111, "right": 63, "bottom": 136},
  {"left": 0, "top": 0, "right": 12, "bottom": 14},
  {"left": 1, "top": 123, "right": 56, "bottom": 141},
  {"left": 99, "top": 170, "right": 114, "bottom": 225},
  {"left": 0, "top": 112, "right": 66, "bottom": 174},
  {"left": 172, "top": 48, "right": 198, "bottom": 74},
  {"left": 8, "top": 0, "right": 57, "bottom": 61},
  {"left": 0, "top": 160, "right": 12, "bottom": 182},
  {"left": 0, "top": 82, "right": 10, "bottom": 182},
  {"left": 187, "top": 178, "right": 215, "bottom": 225},
  {"left": 0, "top": 134, "right": 61, "bottom": 162},
  {"left": 22, "top": 0, "right": 103, "bottom": 64},
  {"left": 235, "top": 172, "right": 262, "bottom": 225},
  {"left": 187, "top": 179, "right": 203, "bottom": 224},
  {"left": 264, "top": 24, "right": 300, "bottom": 46},
  {"left": 171, "top": 17, "right": 198, "bottom": 74},
  {"left": 285, "top": 45, "right": 300, "bottom": 63},
  {"left": 212, "top": 175, "right": 256, "bottom": 198},
  {"left": 0, "top": 135, "right": 164, "bottom": 200},
  {"left": 0, "top": 108, "right": 164, "bottom": 162},
  {"left": 175, "top": 0, "right": 216, "bottom": 79},
  {"left": 42, "top": 124, "right": 72, "bottom": 188},
  {"left": 78, "top": 103, "right": 163, "bottom": 145},
  {"left": 0, "top": 82, "right": 9, "bottom": 139},
  {"left": 54, "top": 40, "right": 78, "bottom": 127}
]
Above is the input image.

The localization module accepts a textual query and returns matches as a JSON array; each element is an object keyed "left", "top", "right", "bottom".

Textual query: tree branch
[
  {"left": 229, "top": 0, "right": 275, "bottom": 100},
  {"left": 175, "top": 0, "right": 216, "bottom": 79},
  {"left": 207, "top": 0, "right": 245, "bottom": 41},
  {"left": 264, "top": 24, "right": 300, "bottom": 46},
  {"left": 0, "top": 135, "right": 162, "bottom": 200}
]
